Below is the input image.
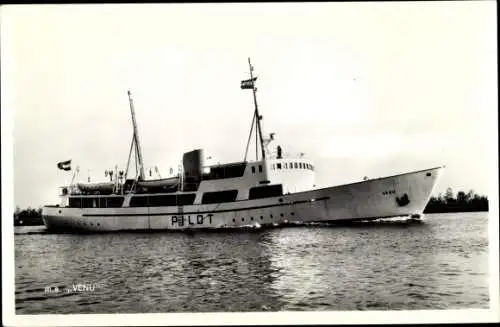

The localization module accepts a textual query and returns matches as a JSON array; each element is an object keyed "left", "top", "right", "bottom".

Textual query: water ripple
[{"left": 15, "top": 212, "right": 489, "bottom": 313}]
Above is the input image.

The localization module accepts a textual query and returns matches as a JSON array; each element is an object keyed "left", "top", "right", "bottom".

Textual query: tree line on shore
[
  {"left": 13, "top": 187, "right": 489, "bottom": 226},
  {"left": 423, "top": 188, "right": 488, "bottom": 213},
  {"left": 14, "top": 207, "right": 43, "bottom": 226}
]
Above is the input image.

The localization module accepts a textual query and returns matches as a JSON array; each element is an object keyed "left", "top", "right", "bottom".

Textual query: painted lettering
[
  {"left": 172, "top": 214, "right": 214, "bottom": 226},
  {"left": 197, "top": 214, "right": 204, "bottom": 224}
]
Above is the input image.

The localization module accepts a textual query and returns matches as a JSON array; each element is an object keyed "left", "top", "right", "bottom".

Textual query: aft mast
[
  {"left": 243, "top": 58, "right": 266, "bottom": 162},
  {"left": 126, "top": 90, "right": 146, "bottom": 182}
]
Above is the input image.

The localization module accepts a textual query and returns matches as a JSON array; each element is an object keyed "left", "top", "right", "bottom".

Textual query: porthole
[
  {"left": 58, "top": 210, "right": 62, "bottom": 214},
  {"left": 97, "top": 223, "right": 100, "bottom": 226},
  {"left": 279, "top": 198, "right": 283, "bottom": 203},
  {"left": 426, "top": 172, "right": 431, "bottom": 176},
  {"left": 260, "top": 216, "right": 263, "bottom": 219},
  {"left": 232, "top": 218, "right": 235, "bottom": 222},
  {"left": 291, "top": 212, "right": 295, "bottom": 216},
  {"left": 251, "top": 217, "right": 254, "bottom": 221},
  {"left": 270, "top": 214, "right": 273, "bottom": 218},
  {"left": 280, "top": 213, "right": 284, "bottom": 217},
  {"left": 242, "top": 218, "right": 245, "bottom": 222}
]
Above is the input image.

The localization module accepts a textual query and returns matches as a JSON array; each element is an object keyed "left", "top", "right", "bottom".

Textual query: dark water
[{"left": 15, "top": 212, "right": 489, "bottom": 314}]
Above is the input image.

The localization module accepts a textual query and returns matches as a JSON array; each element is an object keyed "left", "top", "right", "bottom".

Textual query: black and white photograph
[{"left": 2, "top": 1, "right": 498, "bottom": 326}]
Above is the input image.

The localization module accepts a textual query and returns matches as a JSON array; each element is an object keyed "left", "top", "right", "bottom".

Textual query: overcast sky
[{"left": 2, "top": 2, "right": 497, "bottom": 208}]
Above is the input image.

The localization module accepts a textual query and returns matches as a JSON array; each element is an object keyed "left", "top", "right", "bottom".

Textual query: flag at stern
[{"left": 57, "top": 160, "right": 72, "bottom": 171}]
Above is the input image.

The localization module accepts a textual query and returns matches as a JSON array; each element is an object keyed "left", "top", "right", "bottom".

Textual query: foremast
[{"left": 243, "top": 58, "right": 267, "bottom": 162}]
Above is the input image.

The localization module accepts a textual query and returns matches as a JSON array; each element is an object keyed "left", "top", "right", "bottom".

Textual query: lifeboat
[
  {"left": 76, "top": 182, "right": 115, "bottom": 193},
  {"left": 136, "top": 177, "right": 179, "bottom": 188}
]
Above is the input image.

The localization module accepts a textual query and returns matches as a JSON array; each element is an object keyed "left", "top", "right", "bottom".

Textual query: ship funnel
[{"left": 182, "top": 149, "right": 204, "bottom": 182}]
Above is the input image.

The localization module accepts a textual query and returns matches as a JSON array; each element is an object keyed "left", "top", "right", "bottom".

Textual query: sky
[{"left": 1, "top": 2, "right": 497, "bottom": 209}]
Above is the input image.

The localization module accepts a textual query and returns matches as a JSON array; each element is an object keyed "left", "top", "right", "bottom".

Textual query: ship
[{"left": 42, "top": 58, "right": 444, "bottom": 232}]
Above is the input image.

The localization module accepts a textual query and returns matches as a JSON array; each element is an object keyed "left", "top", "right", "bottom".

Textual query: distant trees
[
  {"left": 424, "top": 188, "right": 488, "bottom": 213},
  {"left": 14, "top": 206, "right": 44, "bottom": 226}
]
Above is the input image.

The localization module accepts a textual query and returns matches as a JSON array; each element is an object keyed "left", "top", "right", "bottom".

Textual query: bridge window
[
  {"left": 284, "top": 163, "right": 288, "bottom": 169},
  {"left": 201, "top": 190, "right": 238, "bottom": 204},
  {"left": 289, "top": 162, "right": 293, "bottom": 169},
  {"left": 259, "top": 165, "right": 263, "bottom": 173},
  {"left": 251, "top": 166, "right": 256, "bottom": 174},
  {"left": 249, "top": 184, "right": 283, "bottom": 200},
  {"left": 204, "top": 163, "right": 247, "bottom": 180},
  {"left": 277, "top": 163, "right": 282, "bottom": 169},
  {"left": 272, "top": 164, "right": 275, "bottom": 170},
  {"left": 294, "top": 162, "right": 298, "bottom": 169}
]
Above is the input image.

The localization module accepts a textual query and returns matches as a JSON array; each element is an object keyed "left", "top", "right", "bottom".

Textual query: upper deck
[{"left": 58, "top": 153, "right": 316, "bottom": 209}]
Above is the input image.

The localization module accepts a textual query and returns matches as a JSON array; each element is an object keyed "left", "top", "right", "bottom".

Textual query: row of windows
[
  {"left": 130, "top": 194, "right": 196, "bottom": 207},
  {"left": 271, "top": 162, "right": 314, "bottom": 171},
  {"left": 68, "top": 197, "right": 124, "bottom": 208},
  {"left": 69, "top": 184, "right": 285, "bottom": 208},
  {"left": 382, "top": 190, "right": 396, "bottom": 195}
]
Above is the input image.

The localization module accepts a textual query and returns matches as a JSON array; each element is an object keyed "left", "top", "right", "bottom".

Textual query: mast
[
  {"left": 127, "top": 90, "right": 146, "bottom": 181},
  {"left": 243, "top": 58, "right": 266, "bottom": 161}
]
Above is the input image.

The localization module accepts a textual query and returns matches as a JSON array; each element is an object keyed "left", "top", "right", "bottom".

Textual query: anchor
[{"left": 396, "top": 193, "right": 410, "bottom": 207}]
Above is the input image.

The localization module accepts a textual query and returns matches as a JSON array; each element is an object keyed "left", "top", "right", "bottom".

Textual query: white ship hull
[{"left": 42, "top": 166, "right": 442, "bottom": 232}]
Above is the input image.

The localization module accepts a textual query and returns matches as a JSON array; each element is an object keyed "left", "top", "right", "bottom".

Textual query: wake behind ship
[{"left": 42, "top": 59, "right": 443, "bottom": 232}]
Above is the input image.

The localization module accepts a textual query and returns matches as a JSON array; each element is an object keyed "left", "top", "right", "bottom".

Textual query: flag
[
  {"left": 241, "top": 77, "right": 257, "bottom": 89},
  {"left": 57, "top": 160, "right": 71, "bottom": 171}
]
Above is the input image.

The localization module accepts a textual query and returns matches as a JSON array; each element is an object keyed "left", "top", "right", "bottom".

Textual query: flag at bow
[
  {"left": 241, "top": 77, "right": 257, "bottom": 89},
  {"left": 57, "top": 159, "right": 72, "bottom": 171}
]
